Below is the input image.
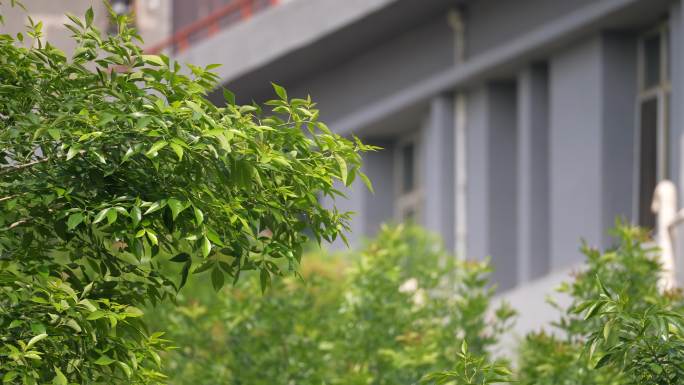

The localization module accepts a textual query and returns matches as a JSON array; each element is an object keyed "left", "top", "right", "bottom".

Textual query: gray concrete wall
[
  {"left": 601, "top": 33, "right": 637, "bottom": 243},
  {"left": 465, "top": 0, "right": 596, "bottom": 57},
  {"left": 492, "top": 264, "right": 576, "bottom": 358},
  {"left": 517, "top": 64, "right": 550, "bottom": 282},
  {"left": 549, "top": 33, "right": 637, "bottom": 271},
  {"left": 179, "top": 0, "right": 400, "bottom": 87},
  {"left": 549, "top": 37, "right": 604, "bottom": 270},
  {"left": 362, "top": 141, "right": 396, "bottom": 237},
  {"left": 466, "top": 87, "right": 490, "bottom": 263},
  {"left": 466, "top": 83, "right": 518, "bottom": 291},
  {"left": 288, "top": 15, "right": 455, "bottom": 128},
  {"left": 422, "top": 95, "right": 455, "bottom": 250}
]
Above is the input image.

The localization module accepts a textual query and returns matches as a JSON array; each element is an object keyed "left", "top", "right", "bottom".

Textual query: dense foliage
[
  {"left": 0, "top": 5, "right": 373, "bottom": 383},
  {"left": 435, "top": 224, "right": 684, "bottom": 385},
  {"left": 147, "top": 224, "right": 515, "bottom": 384},
  {"left": 150, "top": 223, "right": 684, "bottom": 385}
]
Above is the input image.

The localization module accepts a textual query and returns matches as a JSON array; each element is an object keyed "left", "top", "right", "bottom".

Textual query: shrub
[
  {"left": 146, "top": 224, "right": 515, "bottom": 384},
  {"left": 427, "top": 224, "right": 684, "bottom": 385}
]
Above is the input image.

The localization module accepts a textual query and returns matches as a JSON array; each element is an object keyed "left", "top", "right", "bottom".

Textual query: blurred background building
[{"left": 3, "top": 0, "right": 682, "bottom": 334}]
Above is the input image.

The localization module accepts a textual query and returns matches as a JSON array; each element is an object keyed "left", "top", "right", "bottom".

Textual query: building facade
[
  {"left": 5, "top": 0, "right": 682, "bottom": 334},
  {"left": 180, "top": 0, "right": 682, "bottom": 293}
]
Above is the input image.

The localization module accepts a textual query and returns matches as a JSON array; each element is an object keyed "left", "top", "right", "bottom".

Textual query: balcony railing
[{"left": 146, "top": 0, "right": 279, "bottom": 54}]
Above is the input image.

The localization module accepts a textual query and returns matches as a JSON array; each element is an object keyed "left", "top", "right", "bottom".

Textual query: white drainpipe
[
  {"left": 448, "top": 8, "right": 468, "bottom": 259},
  {"left": 652, "top": 179, "right": 679, "bottom": 290}
]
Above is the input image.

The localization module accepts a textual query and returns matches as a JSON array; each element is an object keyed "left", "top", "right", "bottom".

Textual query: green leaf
[
  {"left": 94, "top": 355, "right": 115, "bottom": 365},
  {"left": 194, "top": 207, "right": 204, "bottom": 226},
  {"left": 124, "top": 306, "right": 144, "bottom": 317},
  {"left": 3, "top": 371, "right": 18, "bottom": 383},
  {"left": 26, "top": 333, "right": 47, "bottom": 350},
  {"left": 92, "top": 150, "right": 106, "bottom": 164},
  {"left": 52, "top": 367, "right": 67, "bottom": 385},
  {"left": 201, "top": 236, "right": 211, "bottom": 258},
  {"left": 359, "top": 171, "right": 374, "bottom": 193},
  {"left": 117, "top": 361, "right": 132, "bottom": 378},
  {"left": 97, "top": 113, "right": 115, "bottom": 126},
  {"left": 65, "top": 319, "right": 82, "bottom": 333},
  {"left": 179, "top": 260, "right": 191, "bottom": 290},
  {"left": 169, "top": 142, "right": 184, "bottom": 161},
  {"left": 596, "top": 276, "right": 611, "bottom": 298},
  {"left": 85, "top": 7, "right": 94, "bottom": 26},
  {"left": 193, "top": 260, "right": 215, "bottom": 275},
  {"left": 272, "top": 82, "right": 287, "bottom": 100},
  {"left": 223, "top": 88, "right": 235, "bottom": 105},
  {"left": 142, "top": 54, "right": 165, "bottom": 67},
  {"left": 603, "top": 319, "right": 612, "bottom": 340},
  {"left": 92, "top": 208, "right": 109, "bottom": 224},
  {"left": 170, "top": 253, "right": 190, "bottom": 263},
  {"left": 594, "top": 353, "right": 613, "bottom": 369},
  {"left": 145, "top": 140, "right": 167, "bottom": 157},
  {"left": 259, "top": 268, "right": 271, "bottom": 294},
  {"left": 67, "top": 213, "right": 84, "bottom": 230},
  {"left": 167, "top": 198, "right": 185, "bottom": 220},
  {"left": 87, "top": 310, "right": 106, "bottom": 320},
  {"left": 106, "top": 208, "right": 117, "bottom": 224},
  {"left": 211, "top": 267, "right": 224, "bottom": 291},
  {"left": 135, "top": 116, "right": 152, "bottom": 129},
  {"left": 130, "top": 206, "right": 142, "bottom": 227},
  {"left": 584, "top": 301, "right": 605, "bottom": 320},
  {"left": 66, "top": 145, "right": 81, "bottom": 160},
  {"left": 146, "top": 231, "right": 158, "bottom": 245},
  {"left": 144, "top": 200, "right": 165, "bottom": 215},
  {"left": 47, "top": 128, "right": 61, "bottom": 140},
  {"left": 122, "top": 146, "right": 135, "bottom": 163},
  {"left": 334, "top": 154, "right": 348, "bottom": 184}
]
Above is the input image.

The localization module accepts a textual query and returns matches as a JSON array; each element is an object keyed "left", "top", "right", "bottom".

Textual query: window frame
[
  {"left": 633, "top": 21, "right": 671, "bottom": 226},
  {"left": 394, "top": 134, "right": 423, "bottom": 222}
]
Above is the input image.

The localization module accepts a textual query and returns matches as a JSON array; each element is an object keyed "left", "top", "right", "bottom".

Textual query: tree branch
[
  {"left": 0, "top": 218, "right": 30, "bottom": 231},
  {"left": 0, "top": 157, "right": 49, "bottom": 175}
]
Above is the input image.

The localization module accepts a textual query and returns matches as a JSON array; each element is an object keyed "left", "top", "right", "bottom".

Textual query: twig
[
  {"left": 0, "top": 218, "right": 30, "bottom": 231},
  {"left": 0, "top": 157, "right": 49, "bottom": 175}
]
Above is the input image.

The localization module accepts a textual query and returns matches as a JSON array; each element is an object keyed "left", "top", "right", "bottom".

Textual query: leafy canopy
[{"left": 0, "top": 4, "right": 373, "bottom": 384}]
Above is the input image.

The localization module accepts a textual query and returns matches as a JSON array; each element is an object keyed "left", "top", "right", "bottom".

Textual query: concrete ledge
[
  {"left": 330, "top": 0, "right": 653, "bottom": 134},
  {"left": 492, "top": 265, "right": 577, "bottom": 357},
  {"left": 177, "top": 0, "right": 398, "bottom": 83}
]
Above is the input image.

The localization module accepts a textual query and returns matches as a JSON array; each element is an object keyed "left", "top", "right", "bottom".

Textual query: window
[
  {"left": 636, "top": 23, "right": 670, "bottom": 228},
  {"left": 396, "top": 137, "right": 422, "bottom": 222}
]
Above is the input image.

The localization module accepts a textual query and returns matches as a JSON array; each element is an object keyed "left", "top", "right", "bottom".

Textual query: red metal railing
[{"left": 145, "top": 0, "right": 279, "bottom": 54}]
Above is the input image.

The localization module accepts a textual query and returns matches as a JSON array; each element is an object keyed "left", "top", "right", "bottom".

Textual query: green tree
[{"left": 0, "top": 4, "right": 373, "bottom": 383}]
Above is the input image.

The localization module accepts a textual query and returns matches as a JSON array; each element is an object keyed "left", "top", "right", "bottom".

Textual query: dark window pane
[
  {"left": 402, "top": 143, "right": 415, "bottom": 193},
  {"left": 644, "top": 34, "right": 661, "bottom": 89},
  {"left": 639, "top": 98, "right": 658, "bottom": 228},
  {"left": 665, "top": 29, "right": 670, "bottom": 82}
]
